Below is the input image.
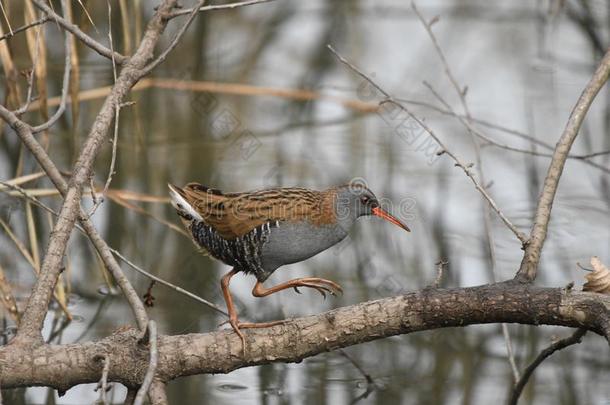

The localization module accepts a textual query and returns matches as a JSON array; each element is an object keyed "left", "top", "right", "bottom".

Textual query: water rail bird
[{"left": 168, "top": 182, "right": 410, "bottom": 354}]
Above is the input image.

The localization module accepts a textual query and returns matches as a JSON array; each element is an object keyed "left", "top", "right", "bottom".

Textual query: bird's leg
[
  {"left": 220, "top": 268, "right": 247, "bottom": 356},
  {"left": 252, "top": 277, "right": 343, "bottom": 300},
  {"left": 236, "top": 278, "right": 344, "bottom": 329}
]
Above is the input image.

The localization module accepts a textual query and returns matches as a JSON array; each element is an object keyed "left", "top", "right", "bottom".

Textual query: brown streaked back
[{"left": 176, "top": 183, "right": 337, "bottom": 240}]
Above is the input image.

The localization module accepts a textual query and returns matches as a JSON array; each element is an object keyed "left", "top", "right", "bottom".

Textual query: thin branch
[
  {"left": 338, "top": 349, "right": 377, "bottom": 404},
  {"left": 95, "top": 355, "right": 111, "bottom": 405},
  {"left": 394, "top": 96, "right": 610, "bottom": 173},
  {"left": 30, "top": 0, "right": 72, "bottom": 134},
  {"left": 516, "top": 48, "right": 610, "bottom": 282},
  {"left": 0, "top": 16, "right": 49, "bottom": 42},
  {"left": 421, "top": 85, "right": 610, "bottom": 175},
  {"left": 168, "top": 0, "right": 276, "bottom": 18},
  {"left": 14, "top": 16, "right": 44, "bottom": 117},
  {"left": 88, "top": 0, "right": 121, "bottom": 217},
  {"left": 508, "top": 328, "right": 587, "bottom": 405},
  {"left": 110, "top": 248, "right": 229, "bottom": 317},
  {"left": 30, "top": 0, "right": 126, "bottom": 63},
  {"left": 134, "top": 321, "right": 158, "bottom": 405},
  {"left": 338, "top": 350, "right": 376, "bottom": 387},
  {"left": 0, "top": 110, "right": 150, "bottom": 341},
  {"left": 0, "top": 181, "right": 226, "bottom": 318},
  {"left": 424, "top": 81, "right": 526, "bottom": 380},
  {"left": 327, "top": 44, "right": 529, "bottom": 245},
  {"left": 411, "top": 3, "right": 470, "bottom": 115},
  {"left": 432, "top": 259, "right": 448, "bottom": 288},
  {"left": 8, "top": 0, "right": 181, "bottom": 344},
  {"left": 411, "top": 3, "right": 522, "bottom": 379},
  {"left": 140, "top": 0, "right": 206, "bottom": 76}
]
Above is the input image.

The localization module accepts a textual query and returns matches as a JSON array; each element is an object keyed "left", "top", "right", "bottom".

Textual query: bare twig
[
  {"left": 134, "top": 321, "right": 158, "bottom": 405},
  {"left": 411, "top": 3, "right": 470, "bottom": 116},
  {"left": 30, "top": 0, "right": 72, "bottom": 134},
  {"left": 394, "top": 96, "right": 610, "bottom": 173},
  {"left": 338, "top": 349, "right": 377, "bottom": 404},
  {"left": 168, "top": 0, "right": 276, "bottom": 18},
  {"left": 0, "top": 180, "right": 225, "bottom": 320},
  {"left": 140, "top": 0, "right": 206, "bottom": 76},
  {"left": 30, "top": 0, "right": 126, "bottom": 63},
  {"left": 88, "top": 0, "right": 121, "bottom": 217},
  {"left": 418, "top": 84, "right": 610, "bottom": 176},
  {"left": 412, "top": 4, "right": 522, "bottom": 379},
  {"left": 338, "top": 349, "right": 376, "bottom": 387},
  {"left": 327, "top": 44, "right": 529, "bottom": 245},
  {"left": 9, "top": 0, "right": 180, "bottom": 344},
  {"left": 14, "top": 16, "right": 43, "bottom": 116},
  {"left": 508, "top": 328, "right": 587, "bottom": 405},
  {"left": 110, "top": 249, "right": 229, "bottom": 317},
  {"left": 433, "top": 260, "right": 448, "bottom": 288},
  {"left": 423, "top": 83, "right": 525, "bottom": 379},
  {"left": 95, "top": 355, "right": 110, "bottom": 405},
  {"left": 0, "top": 117, "right": 150, "bottom": 333},
  {"left": 516, "top": 48, "right": 610, "bottom": 282}
]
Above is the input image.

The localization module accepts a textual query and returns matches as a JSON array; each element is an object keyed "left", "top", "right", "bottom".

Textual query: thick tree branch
[
  {"left": 0, "top": 111, "right": 149, "bottom": 330},
  {"left": 0, "top": 284, "right": 607, "bottom": 393},
  {"left": 516, "top": 48, "right": 610, "bottom": 282},
  {"left": 12, "top": 0, "right": 179, "bottom": 345}
]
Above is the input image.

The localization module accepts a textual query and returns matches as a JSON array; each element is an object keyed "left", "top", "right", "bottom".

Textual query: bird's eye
[{"left": 360, "top": 195, "right": 369, "bottom": 204}]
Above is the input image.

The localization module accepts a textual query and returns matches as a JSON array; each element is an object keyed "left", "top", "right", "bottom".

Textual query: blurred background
[{"left": 0, "top": 0, "right": 609, "bottom": 403}]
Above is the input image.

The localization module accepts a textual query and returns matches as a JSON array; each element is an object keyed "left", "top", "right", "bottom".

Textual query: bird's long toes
[
  {"left": 310, "top": 283, "right": 340, "bottom": 298},
  {"left": 296, "top": 282, "right": 331, "bottom": 299},
  {"left": 309, "top": 284, "right": 328, "bottom": 299},
  {"left": 307, "top": 278, "right": 343, "bottom": 296},
  {"left": 229, "top": 319, "right": 247, "bottom": 357},
  {"left": 317, "top": 281, "right": 343, "bottom": 296},
  {"left": 316, "top": 287, "right": 328, "bottom": 300}
]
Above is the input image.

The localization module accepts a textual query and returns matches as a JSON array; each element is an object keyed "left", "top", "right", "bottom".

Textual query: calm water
[{"left": 1, "top": 1, "right": 609, "bottom": 404}]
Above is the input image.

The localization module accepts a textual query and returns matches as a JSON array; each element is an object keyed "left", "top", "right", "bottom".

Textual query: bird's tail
[{"left": 167, "top": 183, "right": 203, "bottom": 221}]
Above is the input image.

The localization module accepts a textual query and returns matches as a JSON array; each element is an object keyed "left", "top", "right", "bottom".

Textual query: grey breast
[{"left": 260, "top": 221, "right": 349, "bottom": 273}]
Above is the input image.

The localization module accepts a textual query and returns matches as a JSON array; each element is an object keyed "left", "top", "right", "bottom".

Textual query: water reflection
[{"left": 1, "top": 0, "right": 609, "bottom": 404}]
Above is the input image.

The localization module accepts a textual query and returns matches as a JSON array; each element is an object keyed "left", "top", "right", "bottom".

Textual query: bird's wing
[{"left": 180, "top": 183, "right": 336, "bottom": 239}]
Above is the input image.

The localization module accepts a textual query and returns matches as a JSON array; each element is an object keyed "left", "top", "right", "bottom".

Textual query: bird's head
[{"left": 334, "top": 183, "right": 410, "bottom": 232}]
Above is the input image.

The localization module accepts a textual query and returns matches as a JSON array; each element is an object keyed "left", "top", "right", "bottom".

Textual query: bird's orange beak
[{"left": 372, "top": 207, "right": 411, "bottom": 232}]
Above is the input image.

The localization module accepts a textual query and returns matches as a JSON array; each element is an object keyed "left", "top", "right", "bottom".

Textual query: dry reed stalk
[
  {"left": 64, "top": 0, "right": 80, "bottom": 140},
  {"left": 118, "top": 0, "right": 131, "bottom": 55},
  {"left": 0, "top": 21, "right": 22, "bottom": 109},
  {"left": 28, "top": 78, "right": 379, "bottom": 113}
]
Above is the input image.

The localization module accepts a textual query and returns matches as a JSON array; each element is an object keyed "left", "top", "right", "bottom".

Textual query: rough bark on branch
[
  {"left": 516, "top": 47, "right": 610, "bottom": 282},
  {"left": 1, "top": 283, "right": 607, "bottom": 393},
  {"left": 14, "top": 0, "right": 179, "bottom": 345}
]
